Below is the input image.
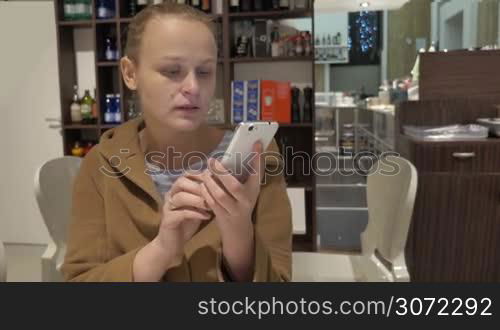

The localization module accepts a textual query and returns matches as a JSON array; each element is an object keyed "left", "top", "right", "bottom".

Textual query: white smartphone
[{"left": 219, "top": 121, "right": 279, "bottom": 183}]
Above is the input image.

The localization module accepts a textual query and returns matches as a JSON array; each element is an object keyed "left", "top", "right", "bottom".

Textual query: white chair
[
  {"left": 0, "top": 239, "right": 6, "bottom": 282},
  {"left": 34, "top": 156, "right": 82, "bottom": 282},
  {"left": 293, "top": 156, "right": 418, "bottom": 282}
]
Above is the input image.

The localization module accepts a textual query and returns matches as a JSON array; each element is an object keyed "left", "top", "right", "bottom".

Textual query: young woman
[{"left": 62, "top": 3, "right": 292, "bottom": 282}]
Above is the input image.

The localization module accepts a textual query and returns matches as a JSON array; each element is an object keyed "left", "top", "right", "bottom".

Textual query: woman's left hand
[{"left": 198, "top": 141, "right": 263, "bottom": 281}]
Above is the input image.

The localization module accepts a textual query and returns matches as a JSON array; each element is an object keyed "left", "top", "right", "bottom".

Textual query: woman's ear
[{"left": 120, "top": 56, "right": 138, "bottom": 90}]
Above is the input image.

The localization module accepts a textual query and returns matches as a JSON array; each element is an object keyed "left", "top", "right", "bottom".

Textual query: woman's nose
[{"left": 181, "top": 72, "right": 200, "bottom": 96}]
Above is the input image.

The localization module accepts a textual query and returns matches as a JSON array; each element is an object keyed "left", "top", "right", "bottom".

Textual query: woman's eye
[
  {"left": 163, "top": 70, "right": 180, "bottom": 76},
  {"left": 197, "top": 70, "right": 212, "bottom": 76}
]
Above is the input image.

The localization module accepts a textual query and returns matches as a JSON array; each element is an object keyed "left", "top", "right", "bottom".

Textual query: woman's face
[{"left": 126, "top": 16, "right": 217, "bottom": 131}]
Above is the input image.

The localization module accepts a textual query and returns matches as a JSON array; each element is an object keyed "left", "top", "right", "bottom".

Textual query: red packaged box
[{"left": 260, "top": 80, "right": 291, "bottom": 124}]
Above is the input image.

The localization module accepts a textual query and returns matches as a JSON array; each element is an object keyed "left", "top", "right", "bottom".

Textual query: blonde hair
[{"left": 124, "top": 2, "right": 217, "bottom": 62}]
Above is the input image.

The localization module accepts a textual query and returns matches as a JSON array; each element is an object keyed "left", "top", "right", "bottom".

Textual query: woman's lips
[{"left": 174, "top": 105, "right": 199, "bottom": 111}]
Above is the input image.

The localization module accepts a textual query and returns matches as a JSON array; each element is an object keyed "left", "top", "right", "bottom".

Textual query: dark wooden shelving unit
[
  {"left": 228, "top": 9, "right": 311, "bottom": 19},
  {"left": 63, "top": 124, "right": 99, "bottom": 130},
  {"left": 230, "top": 56, "right": 314, "bottom": 63},
  {"left": 97, "top": 61, "right": 119, "bottom": 67},
  {"left": 58, "top": 20, "right": 93, "bottom": 27},
  {"left": 54, "top": 0, "right": 316, "bottom": 252},
  {"left": 95, "top": 18, "right": 118, "bottom": 24}
]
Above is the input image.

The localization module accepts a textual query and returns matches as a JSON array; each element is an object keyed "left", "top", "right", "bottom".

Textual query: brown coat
[{"left": 61, "top": 118, "right": 292, "bottom": 281}]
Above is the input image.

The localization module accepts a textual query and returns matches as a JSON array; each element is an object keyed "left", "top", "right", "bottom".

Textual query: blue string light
[{"left": 354, "top": 11, "right": 377, "bottom": 53}]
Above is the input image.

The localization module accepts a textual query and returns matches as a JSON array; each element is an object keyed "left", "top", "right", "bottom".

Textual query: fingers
[
  {"left": 246, "top": 141, "right": 263, "bottom": 190},
  {"left": 201, "top": 170, "right": 234, "bottom": 214},
  {"left": 208, "top": 158, "right": 245, "bottom": 201},
  {"left": 169, "top": 191, "right": 211, "bottom": 212},
  {"left": 200, "top": 181, "right": 227, "bottom": 217},
  {"left": 169, "top": 175, "right": 204, "bottom": 197},
  {"left": 164, "top": 207, "right": 212, "bottom": 227}
]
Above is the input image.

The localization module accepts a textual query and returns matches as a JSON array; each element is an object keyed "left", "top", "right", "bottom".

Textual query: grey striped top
[{"left": 146, "top": 130, "right": 234, "bottom": 200}]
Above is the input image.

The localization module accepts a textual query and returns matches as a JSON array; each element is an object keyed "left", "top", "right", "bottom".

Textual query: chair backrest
[
  {"left": 34, "top": 156, "right": 82, "bottom": 248},
  {"left": 0, "top": 239, "right": 6, "bottom": 282},
  {"left": 361, "top": 155, "right": 418, "bottom": 264}
]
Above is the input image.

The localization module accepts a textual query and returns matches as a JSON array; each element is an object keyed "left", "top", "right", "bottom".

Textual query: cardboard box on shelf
[{"left": 261, "top": 80, "right": 291, "bottom": 124}]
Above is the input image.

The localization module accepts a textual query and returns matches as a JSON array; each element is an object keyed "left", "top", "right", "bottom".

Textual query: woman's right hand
[
  {"left": 134, "top": 172, "right": 212, "bottom": 281},
  {"left": 153, "top": 172, "right": 213, "bottom": 267}
]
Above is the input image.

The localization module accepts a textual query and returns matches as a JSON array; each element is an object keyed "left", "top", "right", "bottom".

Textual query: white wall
[
  {"left": 0, "top": 1, "right": 63, "bottom": 245},
  {"left": 313, "top": 12, "right": 349, "bottom": 44},
  {"left": 435, "top": 0, "right": 479, "bottom": 49},
  {"left": 73, "top": 29, "right": 96, "bottom": 97}
]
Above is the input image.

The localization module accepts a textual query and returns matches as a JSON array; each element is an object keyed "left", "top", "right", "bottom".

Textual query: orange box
[{"left": 260, "top": 80, "right": 291, "bottom": 124}]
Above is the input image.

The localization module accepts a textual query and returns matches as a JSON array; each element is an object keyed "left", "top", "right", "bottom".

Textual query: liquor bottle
[
  {"left": 291, "top": 87, "right": 301, "bottom": 123},
  {"left": 63, "top": 0, "right": 75, "bottom": 21},
  {"left": 303, "top": 86, "right": 313, "bottom": 123},
  {"left": 73, "top": 0, "right": 84, "bottom": 20},
  {"left": 240, "top": 0, "right": 252, "bottom": 12},
  {"left": 294, "top": 0, "right": 308, "bottom": 9},
  {"left": 80, "top": 89, "right": 93, "bottom": 124},
  {"left": 191, "top": 0, "right": 201, "bottom": 9},
  {"left": 97, "top": 0, "right": 115, "bottom": 19},
  {"left": 104, "top": 36, "right": 115, "bottom": 61},
  {"left": 254, "top": 0, "right": 264, "bottom": 11},
  {"left": 280, "top": 0, "right": 289, "bottom": 10},
  {"left": 129, "top": 0, "right": 137, "bottom": 17},
  {"left": 76, "top": 0, "right": 91, "bottom": 20},
  {"left": 114, "top": 94, "right": 122, "bottom": 123},
  {"left": 271, "top": 25, "right": 280, "bottom": 57},
  {"left": 229, "top": 0, "right": 240, "bottom": 12},
  {"left": 70, "top": 85, "right": 82, "bottom": 123},
  {"left": 201, "top": 0, "right": 211, "bottom": 13},
  {"left": 303, "top": 31, "right": 312, "bottom": 56},
  {"left": 71, "top": 142, "right": 84, "bottom": 157},
  {"left": 137, "top": 0, "right": 149, "bottom": 12},
  {"left": 271, "top": 0, "right": 280, "bottom": 10},
  {"left": 295, "top": 34, "right": 304, "bottom": 56},
  {"left": 91, "top": 89, "right": 98, "bottom": 123},
  {"left": 104, "top": 94, "right": 114, "bottom": 124},
  {"left": 83, "top": 142, "right": 94, "bottom": 156}
]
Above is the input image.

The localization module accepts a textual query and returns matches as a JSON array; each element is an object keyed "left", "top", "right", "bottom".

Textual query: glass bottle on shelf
[
  {"left": 80, "top": 89, "right": 93, "bottom": 124},
  {"left": 271, "top": 25, "right": 280, "bottom": 57},
  {"left": 91, "top": 88, "right": 98, "bottom": 123},
  {"left": 83, "top": 142, "right": 94, "bottom": 156},
  {"left": 104, "top": 94, "right": 114, "bottom": 124},
  {"left": 291, "top": 87, "right": 301, "bottom": 123},
  {"left": 129, "top": 0, "right": 137, "bottom": 16},
  {"left": 254, "top": 0, "right": 264, "bottom": 11},
  {"left": 137, "top": 0, "right": 149, "bottom": 12},
  {"left": 201, "top": 0, "right": 211, "bottom": 13},
  {"left": 114, "top": 94, "right": 122, "bottom": 123},
  {"left": 64, "top": 0, "right": 75, "bottom": 20},
  {"left": 280, "top": 0, "right": 289, "bottom": 10},
  {"left": 104, "top": 36, "right": 116, "bottom": 61},
  {"left": 229, "top": 0, "right": 240, "bottom": 12},
  {"left": 191, "top": 0, "right": 201, "bottom": 9},
  {"left": 70, "top": 85, "right": 82, "bottom": 123},
  {"left": 73, "top": 0, "right": 84, "bottom": 20},
  {"left": 97, "top": 0, "right": 115, "bottom": 19},
  {"left": 295, "top": 34, "right": 304, "bottom": 57},
  {"left": 71, "top": 141, "right": 84, "bottom": 157},
  {"left": 303, "top": 86, "right": 313, "bottom": 123},
  {"left": 240, "top": 0, "right": 252, "bottom": 12},
  {"left": 294, "top": 0, "right": 308, "bottom": 9},
  {"left": 303, "top": 31, "right": 312, "bottom": 56},
  {"left": 271, "top": 0, "right": 280, "bottom": 10}
]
